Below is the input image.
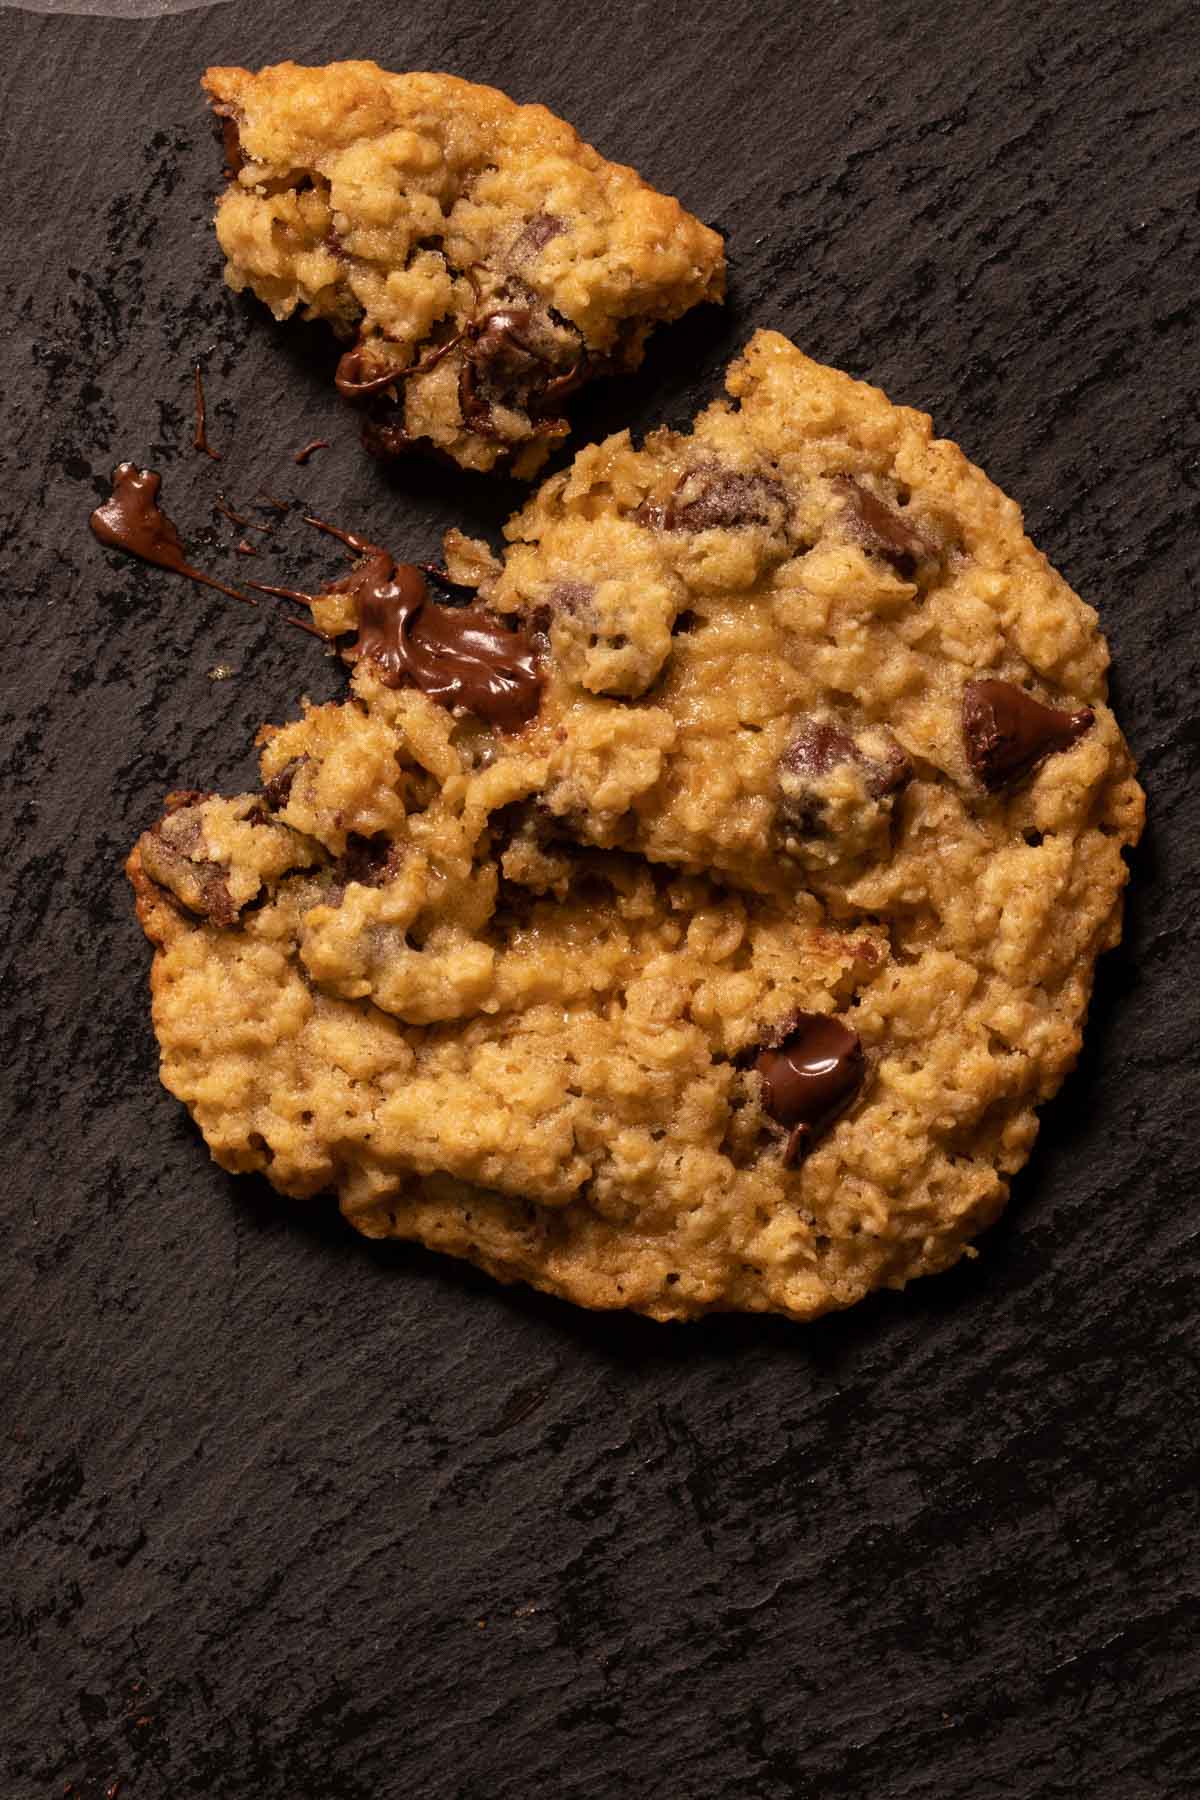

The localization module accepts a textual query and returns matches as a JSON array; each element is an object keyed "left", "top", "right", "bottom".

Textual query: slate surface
[{"left": 2, "top": 1, "right": 1198, "bottom": 1795}]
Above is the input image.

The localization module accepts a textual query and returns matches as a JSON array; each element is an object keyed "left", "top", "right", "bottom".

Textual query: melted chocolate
[
  {"left": 754, "top": 1013, "right": 866, "bottom": 1166},
  {"left": 347, "top": 553, "right": 543, "bottom": 731},
  {"left": 962, "top": 678, "right": 1094, "bottom": 790},
  {"left": 293, "top": 438, "right": 330, "bottom": 465},
  {"left": 192, "top": 364, "right": 220, "bottom": 460},
  {"left": 335, "top": 335, "right": 459, "bottom": 399},
  {"left": 90, "top": 464, "right": 255, "bottom": 607}
]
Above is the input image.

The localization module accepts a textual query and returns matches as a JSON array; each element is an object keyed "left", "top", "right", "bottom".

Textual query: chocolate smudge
[{"left": 90, "top": 464, "right": 255, "bottom": 608}]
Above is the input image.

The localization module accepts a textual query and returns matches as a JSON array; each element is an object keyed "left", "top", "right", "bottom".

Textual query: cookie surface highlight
[
  {"left": 203, "top": 60, "right": 724, "bottom": 476},
  {"left": 128, "top": 332, "right": 1143, "bottom": 1321}
]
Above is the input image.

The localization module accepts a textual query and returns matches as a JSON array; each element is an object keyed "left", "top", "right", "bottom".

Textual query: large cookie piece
[
  {"left": 128, "top": 333, "right": 1143, "bottom": 1321},
  {"left": 202, "top": 60, "right": 724, "bottom": 476}
]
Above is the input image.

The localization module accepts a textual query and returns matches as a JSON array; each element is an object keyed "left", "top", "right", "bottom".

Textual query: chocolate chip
[
  {"left": 833, "top": 476, "right": 933, "bottom": 573},
  {"left": 138, "top": 817, "right": 237, "bottom": 927},
  {"left": 508, "top": 213, "right": 566, "bottom": 263},
  {"left": 778, "top": 719, "right": 913, "bottom": 835},
  {"left": 338, "top": 833, "right": 401, "bottom": 889},
  {"left": 781, "top": 720, "right": 860, "bottom": 781},
  {"left": 962, "top": 679, "right": 1095, "bottom": 791},
  {"left": 639, "top": 466, "right": 789, "bottom": 532},
  {"left": 546, "top": 581, "right": 594, "bottom": 618},
  {"left": 754, "top": 1013, "right": 866, "bottom": 1166},
  {"left": 262, "top": 756, "right": 308, "bottom": 811}
]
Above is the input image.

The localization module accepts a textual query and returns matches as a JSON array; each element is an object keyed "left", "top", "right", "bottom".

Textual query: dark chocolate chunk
[
  {"left": 778, "top": 719, "right": 913, "bottom": 834},
  {"left": 338, "top": 832, "right": 401, "bottom": 890},
  {"left": 508, "top": 212, "right": 566, "bottom": 263},
  {"left": 782, "top": 720, "right": 861, "bottom": 781},
  {"left": 754, "top": 1014, "right": 866, "bottom": 1166},
  {"left": 639, "top": 466, "right": 789, "bottom": 532},
  {"left": 833, "top": 476, "right": 933, "bottom": 572},
  {"left": 138, "top": 814, "right": 237, "bottom": 928},
  {"left": 262, "top": 756, "right": 308, "bottom": 811},
  {"left": 962, "top": 678, "right": 1094, "bottom": 791},
  {"left": 90, "top": 464, "right": 255, "bottom": 608}
]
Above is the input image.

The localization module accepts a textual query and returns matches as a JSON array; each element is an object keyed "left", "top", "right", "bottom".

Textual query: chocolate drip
[
  {"left": 293, "top": 438, "right": 330, "bottom": 464},
  {"left": 192, "top": 365, "right": 220, "bottom": 460},
  {"left": 90, "top": 464, "right": 255, "bottom": 607},
  {"left": 754, "top": 1013, "right": 865, "bottom": 1166},
  {"left": 962, "top": 678, "right": 1095, "bottom": 791}
]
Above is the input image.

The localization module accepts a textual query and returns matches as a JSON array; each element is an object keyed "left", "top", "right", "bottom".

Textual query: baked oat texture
[
  {"left": 128, "top": 332, "right": 1144, "bottom": 1322},
  {"left": 202, "top": 60, "right": 724, "bottom": 476}
]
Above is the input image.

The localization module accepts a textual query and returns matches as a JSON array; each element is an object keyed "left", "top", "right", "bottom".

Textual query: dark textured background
[{"left": 2, "top": 1, "right": 1198, "bottom": 1794}]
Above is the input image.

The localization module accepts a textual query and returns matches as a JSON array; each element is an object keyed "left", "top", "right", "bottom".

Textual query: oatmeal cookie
[
  {"left": 203, "top": 60, "right": 724, "bottom": 476},
  {"left": 128, "top": 332, "right": 1143, "bottom": 1321}
]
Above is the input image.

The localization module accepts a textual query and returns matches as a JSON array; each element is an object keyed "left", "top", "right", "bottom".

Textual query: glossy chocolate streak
[
  {"left": 346, "top": 553, "right": 543, "bottom": 732},
  {"left": 192, "top": 364, "right": 220, "bottom": 460},
  {"left": 90, "top": 464, "right": 255, "bottom": 607},
  {"left": 962, "top": 678, "right": 1094, "bottom": 790},
  {"left": 755, "top": 1013, "right": 866, "bottom": 1167},
  {"left": 293, "top": 438, "right": 330, "bottom": 465}
]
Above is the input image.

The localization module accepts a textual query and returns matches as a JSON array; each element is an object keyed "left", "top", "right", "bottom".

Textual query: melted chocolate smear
[
  {"left": 754, "top": 1013, "right": 865, "bottom": 1167},
  {"left": 293, "top": 438, "right": 330, "bottom": 465},
  {"left": 90, "top": 464, "right": 255, "bottom": 608},
  {"left": 192, "top": 364, "right": 220, "bottom": 461},
  {"left": 335, "top": 334, "right": 460, "bottom": 400},
  {"left": 962, "top": 678, "right": 1094, "bottom": 791},
  {"left": 348, "top": 555, "right": 543, "bottom": 732}
]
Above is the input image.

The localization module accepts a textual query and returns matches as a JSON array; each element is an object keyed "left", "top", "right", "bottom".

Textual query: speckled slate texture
[{"left": 2, "top": 1, "right": 1198, "bottom": 1795}]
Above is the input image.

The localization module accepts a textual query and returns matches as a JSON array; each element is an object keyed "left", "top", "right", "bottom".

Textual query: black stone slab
[{"left": 2, "top": 2, "right": 1198, "bottom": 1795}]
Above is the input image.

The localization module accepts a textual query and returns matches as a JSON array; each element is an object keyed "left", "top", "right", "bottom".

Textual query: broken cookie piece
[
  {"left": 203, "top": 60, "right": 724, "bottom": 476},
  {"left": 135, "top": 792, "right": 323, "bottom": 926}
]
